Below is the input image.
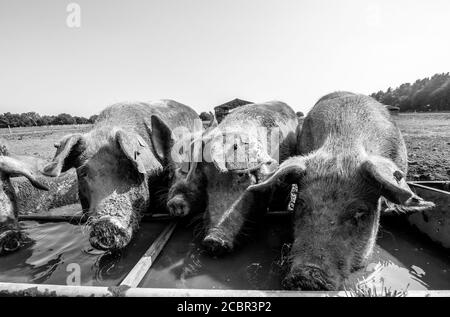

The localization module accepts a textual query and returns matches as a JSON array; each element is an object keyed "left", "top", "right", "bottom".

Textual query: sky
[{"left": 1, "top": 0, "right": 450, "bottom": 117}]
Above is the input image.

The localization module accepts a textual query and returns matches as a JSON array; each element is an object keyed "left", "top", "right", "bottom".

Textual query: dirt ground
[
  {"left": 1, "top": 113, "right": 449, "bottom": 181},
  {"left": 394, "top": 112, "right": 450, "bottom": 181}
]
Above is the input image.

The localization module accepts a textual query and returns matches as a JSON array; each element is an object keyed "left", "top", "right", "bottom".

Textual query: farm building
[
  {"left": 386, "top": 105, "right": 400, "bottom": 115},
  {"left": 214, "top": 98, "right": 253, "bottom": 123}
]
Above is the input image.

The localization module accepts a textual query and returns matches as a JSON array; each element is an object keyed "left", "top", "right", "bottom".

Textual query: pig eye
[
  {"left": 352, "top": 206, "right": 369, "bottom": 220},
  {"left": 77, "top": 166, "right": 88, "bottom": 178}
]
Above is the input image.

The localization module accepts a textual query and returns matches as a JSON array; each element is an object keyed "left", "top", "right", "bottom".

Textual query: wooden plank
[{"left": 120, "top": 222, "right": 177, "bottom": 288}]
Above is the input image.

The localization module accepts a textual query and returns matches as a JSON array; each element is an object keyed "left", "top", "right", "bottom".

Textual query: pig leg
[{"left": 202, "top": 190, "right": 269, "bottom": 254}]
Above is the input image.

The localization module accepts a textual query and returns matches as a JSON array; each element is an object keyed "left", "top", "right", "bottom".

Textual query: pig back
[
  {"left": 94, "top": 100, "right": 200, "bottom": 147},
  {"left": 219, "top": 101, "right": 299, "bottom": 162},
  {"left": 299, "top": 94, "right": 406, "bottom": 169}
]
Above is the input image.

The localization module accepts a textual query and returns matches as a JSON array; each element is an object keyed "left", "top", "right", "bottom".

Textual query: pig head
[
  {"left": 248, "top": 93, "right": 435, "bottom": 290},
  {"left": 42, "top": 117, "right": 178, "bottom": 251},
  {"left": 167, "top": 126, "right": 279, "bottom": 255}
]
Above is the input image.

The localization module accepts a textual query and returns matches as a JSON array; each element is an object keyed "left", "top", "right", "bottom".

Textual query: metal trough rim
[
  {"left": 0, "top": 282, "right": 449, "bottom": 297},
  {"left": 408, "top": 181, "right": 450, "bottom": 195}
]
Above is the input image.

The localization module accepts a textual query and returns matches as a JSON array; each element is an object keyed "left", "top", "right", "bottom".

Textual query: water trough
[{"left": 0, "top": 182, "right": 449, "bottom": 297}]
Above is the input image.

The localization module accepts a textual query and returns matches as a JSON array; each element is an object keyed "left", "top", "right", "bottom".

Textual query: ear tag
[{"left": 393, "top": 170, "right": 404, "bottom": 183}]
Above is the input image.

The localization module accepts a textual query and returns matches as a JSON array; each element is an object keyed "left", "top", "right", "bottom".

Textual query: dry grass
[
  {"left": 0, "top": 124, "right": 92, "bottom": 161},
  {"left": 344, "top": 279, "right": 409, "bottom": 297}
]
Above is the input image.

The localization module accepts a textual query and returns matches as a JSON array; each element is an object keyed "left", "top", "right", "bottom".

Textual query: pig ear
[
  {"left": 205, "top": 112, "right": 218, "bottom": 130},
  {"left": 147, "top": 115, "right": 174, "bottom": 166},
  {"left": 247, "top": 156, "right": 307, "bottom": 192},
  {"left": 360, "top": 156, "right": 435, "bottom": 212},
  {"left": 42, "top": 134, "right": 84, "bottom": 177},
  {"left": 0, "top": 156, "right": 49, "bottom": 191},
  {"left": 116, "top": 130, "right": 149, "bottom": 174}
]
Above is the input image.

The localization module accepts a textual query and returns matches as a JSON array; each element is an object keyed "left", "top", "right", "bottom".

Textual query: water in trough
[{"left": 0, "top": 208, "right": 448, "bottom": 292}]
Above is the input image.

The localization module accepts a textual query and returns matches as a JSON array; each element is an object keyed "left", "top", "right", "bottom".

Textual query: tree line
[
  {"left": 0, "top": 112, "right": 98, "bottom": 128},
  {"left": 2, "top": 72, "right": 449, "bottom": 128},
  {"left": 371, "top": 72, "right": 450, "bottom": 112}
]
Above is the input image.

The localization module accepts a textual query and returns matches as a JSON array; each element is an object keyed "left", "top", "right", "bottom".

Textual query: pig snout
[
  {"left": 202, "top": 228, "right": 234, "bottom": 256},
  {"left": 167, "top": 195, "right": 190, "bottom": 217},
  {"left": 0, "top": 230, "right": 23, "bottom": 254},
  {"left": 282, "top": 265, "right": 338, "bottom": 291},
  {"left": 89, "top": 217, "right": 132, "bottom": 251}
]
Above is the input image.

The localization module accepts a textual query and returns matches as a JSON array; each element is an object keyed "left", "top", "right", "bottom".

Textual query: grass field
[
  {"left": 0, "top": 124, "right": 92, "bottom": 161},
  {"left": 1, "top": 113, "right": 449, "bottom": 181}
]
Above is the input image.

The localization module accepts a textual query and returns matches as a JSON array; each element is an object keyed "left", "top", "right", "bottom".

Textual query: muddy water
[
  {"left": 0, "top": 220, "right": 166, "bottom": 286},
  {"left": 140, "top": 217, "right": 292, "bottom": 290},
  {"left": 141, "top": 217, "right": 450, "bottom": 291},
  {"left": 0, "top": 214, "right": 449, "bottom": 291},
  {"left": 352, "top": 217, "right": 450, "bottom": 292}
]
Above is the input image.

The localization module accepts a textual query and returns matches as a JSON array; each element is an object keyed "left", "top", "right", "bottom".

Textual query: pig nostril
[
  {"left": 98, "top": 239, "right": 114, "bottom": 250},
  {"left": 283, "top": 266, "right": 336, "bottom": 291},
  {"left": 167, "top": 196, "right": 189, "bottom": 217},
  {"left": 89, "top": 219, "right": 125, "bottom": 251},
  {"left": 3, "top": 237, "right": 20, "bottom": 252},
  {"left": 202, "top": 235, "right": 232, "bottom": 256},
  {"left": 0, "top": 231, "right": 22, "bottom": 254}
]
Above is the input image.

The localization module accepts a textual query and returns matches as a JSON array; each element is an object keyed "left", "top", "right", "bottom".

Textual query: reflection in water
[
  {"left": 0, "top": 216, "right": 449, "bottom": 291},
  {"left": 0, "top": 221, "right": 166, "bottom": 286},
  {"left": 142, "top": 218, "right": 294, "bottom": 290},
  {"left": 142, "top": 217, "right": 450, "bottom": 291},
  {"left": 348, "top": 217, "right": 450, "bottom": 292}
]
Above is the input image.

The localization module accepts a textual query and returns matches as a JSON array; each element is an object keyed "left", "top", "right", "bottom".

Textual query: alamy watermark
[
  {"left": 66, "top": 3, "right": 81, "bottom": 28},
  {"left": 66, "top": 263, "right": 81, "bottom": 285},
  {"left": 169, "top": 119, "right": 281, "bottom": 167}
]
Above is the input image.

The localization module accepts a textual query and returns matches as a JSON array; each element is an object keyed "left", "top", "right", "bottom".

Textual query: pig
[
  {"left": 42, "top": 100, "right": 200, "bottom": 251},
  {"left": 166, "top": 101, "right": 299, "bottom": 255},
  {"left": 248, "top": 92, "right": 435, "bottom": 290},
  {"left": 166, "top": 116, "right": 218, "bottom": 218},
  {"left": 0, "top": 144, "right": 48, "bottom": 254},
  {"left": 0, "top": 140, "right": 78, "bottom": 254}
]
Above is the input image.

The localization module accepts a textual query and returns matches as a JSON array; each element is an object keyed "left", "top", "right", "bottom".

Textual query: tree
[
  {"left": 52, "top": 113, "right": 77, "bottom": 125},
  {"left": 89, "top": 115, "right": 99, "bottom": 124},
  {"left": 371, "top": 72, "right": 450, "bottom": 112},
  {"left": 199, "top": 112, "right": 213, "bottom": 121},
  {"left": 0, "top": 111, "right": 93, "bottom": 128},
  {"left": 74, "top": 116, "right": 89, "bottom": 124}
]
